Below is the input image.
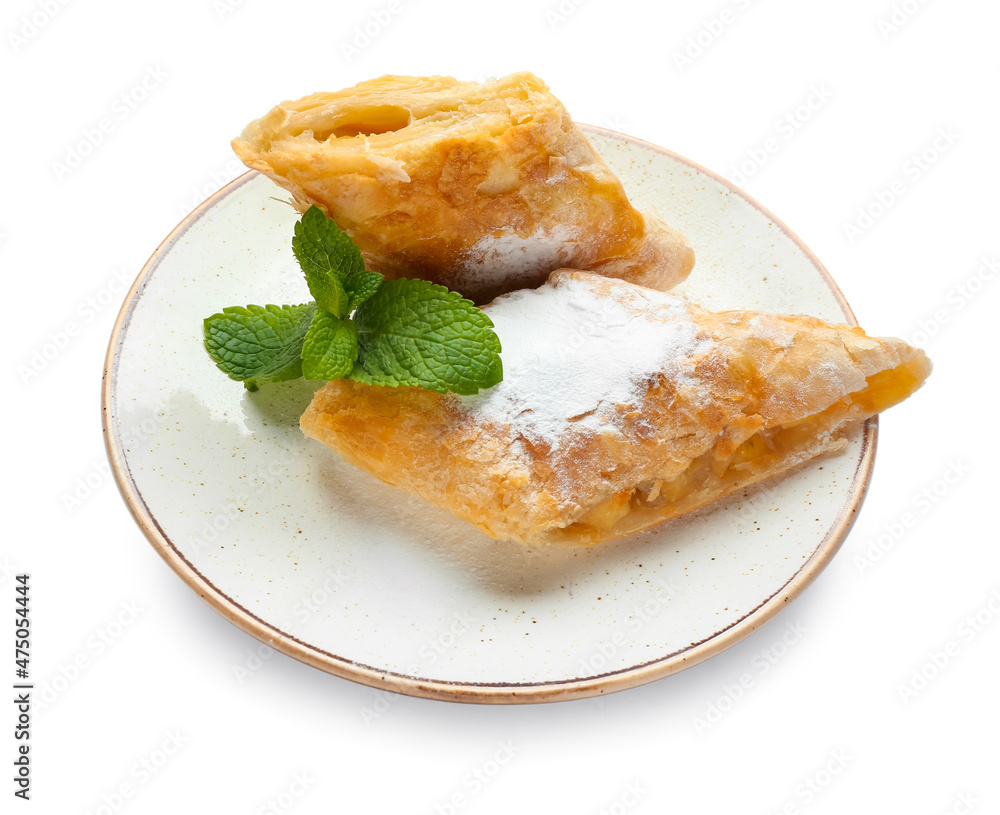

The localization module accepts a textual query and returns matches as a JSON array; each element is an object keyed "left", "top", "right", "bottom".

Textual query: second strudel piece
[
  {"left": 301, "top": 271, "right": 930, "bottom": 546},
  {"left": 233, "top": 73, "right": 694, "bottom": 304}
]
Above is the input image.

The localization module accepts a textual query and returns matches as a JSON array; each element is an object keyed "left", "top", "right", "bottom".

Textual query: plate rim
[{"left": 102, "top": 126, "right": 878, "bottom": 704}]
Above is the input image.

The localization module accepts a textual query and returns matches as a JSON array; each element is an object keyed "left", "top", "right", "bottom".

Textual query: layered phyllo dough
[
  {"left": 233, "top": 73, "right": 694, "bottom": 303},
  {"left": 301, "top": 271, "right": 930, "bottom": 546}
]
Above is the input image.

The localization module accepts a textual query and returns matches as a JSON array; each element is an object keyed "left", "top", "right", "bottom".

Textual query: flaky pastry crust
[
  {"left": 300, "top": 271, "right": 930, "bottom": 547},
  {"left": 233, "top": 73, "right": 694, "bottom": 303}
]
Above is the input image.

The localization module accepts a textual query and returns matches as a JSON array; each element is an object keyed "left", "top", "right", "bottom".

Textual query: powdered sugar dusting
[
  {"left": 453, "top": 227, "right": 578, "bottom": 295},
  {"left": 457, "top": 273, "right": 708, "bottom": 449}
]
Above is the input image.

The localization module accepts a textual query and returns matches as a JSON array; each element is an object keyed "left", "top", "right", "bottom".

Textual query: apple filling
[
  {"left": 560, "top": 358, "right": 926, "bottom": 542},
  {"left": 293, "top": 105, "right": 413, "bottom": 140}
]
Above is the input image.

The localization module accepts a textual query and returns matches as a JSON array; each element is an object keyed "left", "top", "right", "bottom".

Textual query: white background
[{"left": 4, "top": 0, "right": 998, "bottom": 812}]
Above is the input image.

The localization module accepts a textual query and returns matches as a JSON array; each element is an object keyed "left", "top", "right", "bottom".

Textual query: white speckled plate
[{"left": 103, "top": 127, "right": 875, "bottom": 704}]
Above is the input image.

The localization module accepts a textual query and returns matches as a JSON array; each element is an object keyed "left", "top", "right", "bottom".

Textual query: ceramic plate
[{"left": 103, "top": 127, "right": 875, "bottom": 704}]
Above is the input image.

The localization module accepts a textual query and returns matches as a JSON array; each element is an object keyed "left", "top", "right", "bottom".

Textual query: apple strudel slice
[
  {"left": 300, "top": 271, "right": 931, "bottom": 546},
  {"left": 233, "top": 73, "right": 694, "bottom": 304}
]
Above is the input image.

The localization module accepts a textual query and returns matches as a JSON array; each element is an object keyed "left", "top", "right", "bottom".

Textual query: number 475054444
[{"left": 14, "top": 574, "right": 29, "bottom": 677}]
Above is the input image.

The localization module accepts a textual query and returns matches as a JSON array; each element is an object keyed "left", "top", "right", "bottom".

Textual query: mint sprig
[{"left": 204, "top": 206, "right": 503, "bottom": 394}]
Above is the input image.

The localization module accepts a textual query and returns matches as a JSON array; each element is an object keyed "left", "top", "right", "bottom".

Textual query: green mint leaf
[
  {"left": 292, "top": 205, "right": 368, "bottom": 317},
  {"left": 320, "top": 274, "right": 351, "bottom": 319},
  {"left": 344, "top": 268, "right": 385, "bottom": 311},
  {"left": 204, "top": 303, "right": 315, "bottom": 389},
  {"left": 352, "top": 279, "right": 503, "bottom": 395},
  {"left": 301, "top": 311, "right": 360, "bottom": 381}
]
